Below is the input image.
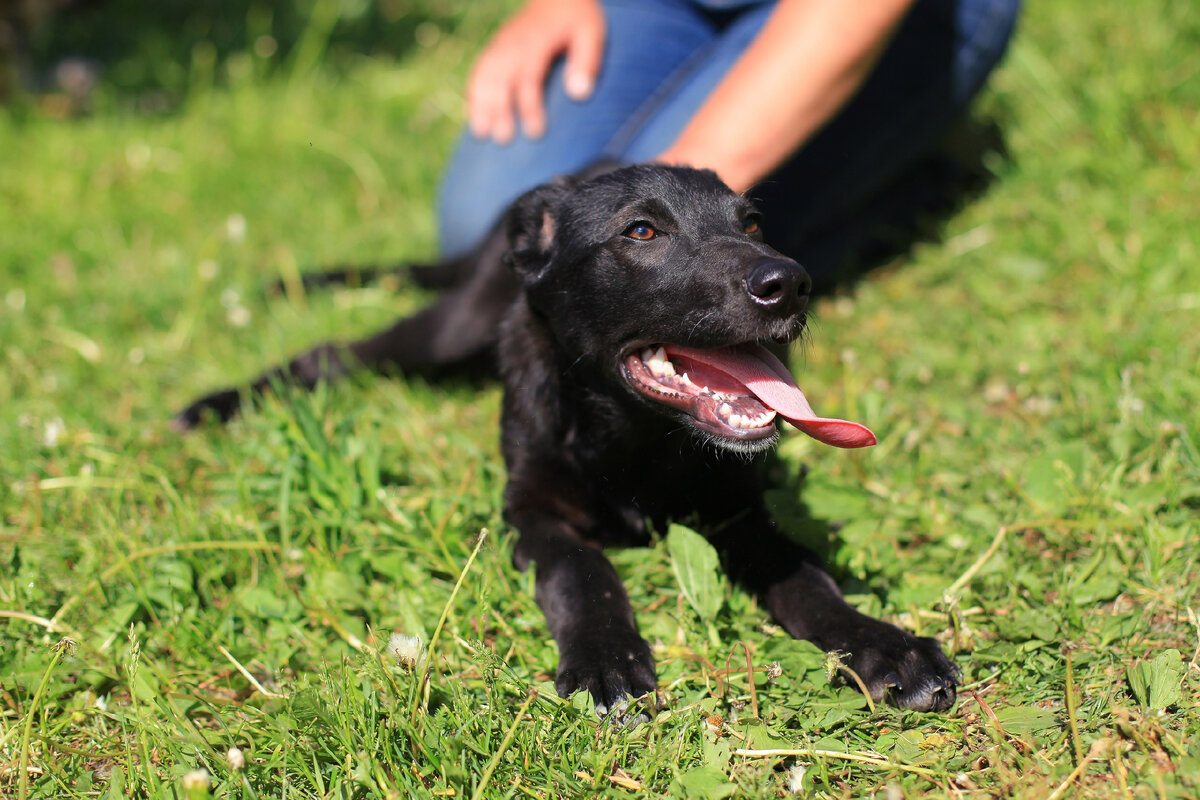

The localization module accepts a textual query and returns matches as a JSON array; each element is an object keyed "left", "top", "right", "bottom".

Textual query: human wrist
[{"left": 656, "top": 141, "right": 760, "bottom": 195}]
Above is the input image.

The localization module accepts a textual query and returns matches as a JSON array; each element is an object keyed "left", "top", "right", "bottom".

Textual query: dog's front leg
[
  {"left": 714, "top": 517, "right": 959, "bottom": 712},
  {"left": 508, "top": 512, "right": 657, "bottom": 717}
]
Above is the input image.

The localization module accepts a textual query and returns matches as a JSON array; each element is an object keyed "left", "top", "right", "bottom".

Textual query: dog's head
[{"left": 504, "top": 165, "right": 874, "bottom": 453}]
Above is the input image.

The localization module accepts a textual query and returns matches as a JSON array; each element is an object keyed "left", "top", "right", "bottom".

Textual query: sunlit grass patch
[{"left": 2, "top": 0, "right": 1198, "bottom": 797}]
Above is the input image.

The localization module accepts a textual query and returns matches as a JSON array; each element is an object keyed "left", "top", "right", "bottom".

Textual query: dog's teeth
[
  {"left": 644, "top": 346, "right": 678, "bottom": 378},
  {"left": 730, "top": 413, "right": 743, "bottom": 428},
  {"left": 719, "top": 402, "right": 732, "bottom": 416},
  {"left": 679, "top": 372, "right": 693, "bottom": 386}
]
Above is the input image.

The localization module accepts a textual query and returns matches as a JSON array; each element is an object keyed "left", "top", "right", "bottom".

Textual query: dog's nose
[{"left": 745, "top": 258, "right": 811, "bottom": 313}]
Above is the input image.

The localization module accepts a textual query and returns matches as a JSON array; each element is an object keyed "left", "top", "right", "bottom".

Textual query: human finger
[
  {"left": 515, "top": 69, "right": 547, "bottom": 139},
  {"left": 467, "top": 50, "right": 520, "bottom": 142},
  {"left": 563, "top": 15, "right": 605, "bottom": 100}
]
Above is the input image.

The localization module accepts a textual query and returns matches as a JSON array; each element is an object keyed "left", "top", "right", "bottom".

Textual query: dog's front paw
[
  {"left": 555, "top": 628, "right": 657, "bottom": 721},
  {"left": 838, "top": 623, "right": 958, "bottom": 712}
]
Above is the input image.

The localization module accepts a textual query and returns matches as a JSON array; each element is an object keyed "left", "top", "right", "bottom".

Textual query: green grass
[{"left": 2, "top": 1, "right": 1198, "bottom": 797}]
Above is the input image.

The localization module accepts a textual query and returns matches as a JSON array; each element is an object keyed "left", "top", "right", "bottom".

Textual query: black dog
[{"left": 177, "top": 165, "right": 958, "bottom": 714}]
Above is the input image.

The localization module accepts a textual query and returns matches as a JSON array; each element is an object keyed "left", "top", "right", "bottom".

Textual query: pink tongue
[{"left": 667, "top": 345, "right": 877, "bottom": 449}]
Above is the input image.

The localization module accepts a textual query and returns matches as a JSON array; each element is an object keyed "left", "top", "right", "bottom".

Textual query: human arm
[
  {"left": 657, "top": 0, "right": 917, "bottom": 193},
  {"left": 466, "top": 0, "right": 606, "bottom": 144}
]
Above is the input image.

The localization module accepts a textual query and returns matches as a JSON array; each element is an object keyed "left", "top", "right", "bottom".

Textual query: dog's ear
[{"left": 503, "top": 178, "right": 574, "bottom": 279}]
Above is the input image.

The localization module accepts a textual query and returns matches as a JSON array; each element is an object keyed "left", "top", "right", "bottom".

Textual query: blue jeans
[{"left": 437, "top": 0, "right": 1020, "bottom": 285}]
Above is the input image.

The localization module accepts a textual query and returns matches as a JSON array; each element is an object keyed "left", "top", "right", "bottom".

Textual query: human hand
[{"left": 466, "top": 0, "right": 606, "bottom": 144}]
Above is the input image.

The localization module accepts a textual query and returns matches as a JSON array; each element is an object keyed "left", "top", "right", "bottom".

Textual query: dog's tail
[{"left": 273, "top": 254, "right": 475, "bottom": 294}]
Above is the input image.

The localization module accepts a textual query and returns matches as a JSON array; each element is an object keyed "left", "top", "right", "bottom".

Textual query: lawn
[{"left": 1, "top": 0, "right": 1198, "bottom": 797}]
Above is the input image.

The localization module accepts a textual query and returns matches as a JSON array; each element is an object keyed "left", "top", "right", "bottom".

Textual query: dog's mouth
[{"left": 622, "top": 343, "right": 877, "bottom": 448}]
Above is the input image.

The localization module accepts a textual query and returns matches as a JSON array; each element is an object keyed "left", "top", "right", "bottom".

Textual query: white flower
[
  {"left": 125, "top": 142, "right": 151, "bottom": 170},
  {"left": 227, "top": 746, "right": 245, "bottom": 771},
  {"left": 225, "top": 214, "right": 247, "bottom": 244},
  {"left": 43, "top": 418, "right": 66, "bottom": 447},
  {"left": 227, "top": 306, "right": 252, "bottom": 327},
  {"left": 387, "top": 632, "right": 426, "bottom": 669},
  {"left": 182, "top": 769, "right": 210, "bottom": 790},
  {"left": 785, "top": 763, "right": 808, "bottom": 794}
]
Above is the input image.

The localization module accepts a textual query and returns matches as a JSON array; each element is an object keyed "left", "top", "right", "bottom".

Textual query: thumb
[{"left": 563, "top": 25, "right": 604, "bottom": 101}]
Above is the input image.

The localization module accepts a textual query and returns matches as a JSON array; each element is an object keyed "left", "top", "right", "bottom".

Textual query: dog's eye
[
  {"left": 623, "top": 222, "right": 658, "bottom": 241},
  {"left": 743, "top": 216, "right": 762, "bottom": 235}
]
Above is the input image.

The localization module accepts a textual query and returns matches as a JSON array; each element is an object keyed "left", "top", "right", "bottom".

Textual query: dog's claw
[
  {"left": 922, "top": 677, "right": 957, "bottom": 712},
  {"left": 555, "top": 629, "right": 657, "bottom": 721},
  {"left": 828, "top": 624, "right": 959, "bottom": 712},
  {"left": 596, "top": 697, "right": 654, "bottom": 729}
]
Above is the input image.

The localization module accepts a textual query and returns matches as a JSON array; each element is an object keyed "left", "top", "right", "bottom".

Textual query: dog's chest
[{"left": 582, "top": 434, "right": 749, "bottom": 531}]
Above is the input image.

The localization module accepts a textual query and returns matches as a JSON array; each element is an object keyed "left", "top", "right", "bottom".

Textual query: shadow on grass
[{"left": 800, "top": 115, "right": 1011, "bottom": 297}]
